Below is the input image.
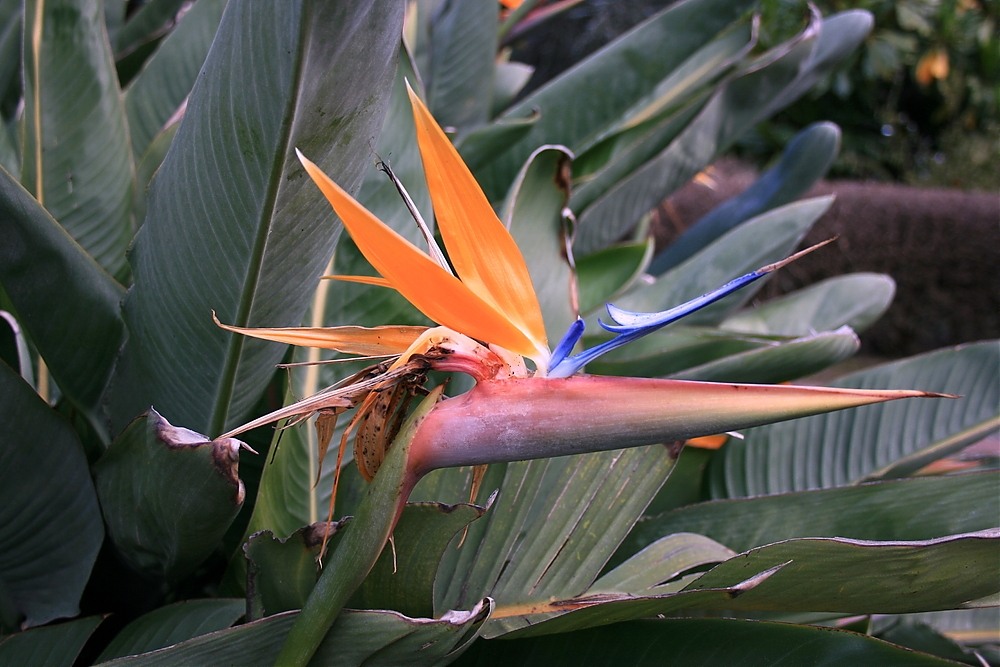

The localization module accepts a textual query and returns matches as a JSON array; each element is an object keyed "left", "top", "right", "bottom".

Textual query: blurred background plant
[
  {"left": 0, "top": 0, "right": 997, "bottom": 665},
  {"left": 750, "top": 0, "right": 999, "bottom": 186},
  {"left": 508, "top": 0, "right": 1000, "bottom": 187}
]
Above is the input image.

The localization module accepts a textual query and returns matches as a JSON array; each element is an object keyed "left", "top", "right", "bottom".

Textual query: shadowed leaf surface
[
  {"left": 0, "top": 616, "right": 102, "bottom": 666},
  {"left": 0, "top": 362, "right": 103, "bottom": 629},
  {"left": 96, "top": 599, "right": 245, "bottom": 662},
  {"left": 93, "top": 409, "right": 244, "bottom": 581},
  {"left": 21, "top": 0, "right": 133, "bottom": 279},
  {"left": 455, "top": 618, "right": 958, "bottom": 666}
]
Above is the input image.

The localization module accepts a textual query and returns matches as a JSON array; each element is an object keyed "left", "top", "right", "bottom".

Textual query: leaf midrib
[{"left": 208, "top": 3, "right": 311, "bottom": 436}]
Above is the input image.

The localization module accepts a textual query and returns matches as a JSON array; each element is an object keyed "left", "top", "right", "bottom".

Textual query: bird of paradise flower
[
  {"left": 217, "top": 83, "right": 944, "bottom": 520},
  {"left": 216, "top": 82, "right": 950, "bottom": 667}
]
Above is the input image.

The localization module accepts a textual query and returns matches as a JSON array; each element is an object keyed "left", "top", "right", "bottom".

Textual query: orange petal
[
  {"left": 322, "top": 274, "right": 394, "bottom": 288},
  {"left": 685, "top": 434, "right": 729, "bottom": 450},
  {"left": 296, "top": 151, "right": 541, "bottom": 361},
  {"left": 406, "top": 83, "right": 548, "bottom": 361},
  {"left": 214, "top": 312, "right": 426, "bottom": 356}
]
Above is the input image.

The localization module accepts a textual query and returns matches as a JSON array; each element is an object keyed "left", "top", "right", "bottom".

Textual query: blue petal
[
  {"left": 599, "top": 268, "right": 766, "bottom": 333},
  {"left": 547, "top": 239, "right": 836, "bottom": 378},
  {"left": 549, "top": 318, "right": 586, "bottom": 370}
]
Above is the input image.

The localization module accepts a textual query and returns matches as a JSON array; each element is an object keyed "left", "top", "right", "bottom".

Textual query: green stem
[{"left": 274, "top": 390, "right": 439, "bottom": 666}]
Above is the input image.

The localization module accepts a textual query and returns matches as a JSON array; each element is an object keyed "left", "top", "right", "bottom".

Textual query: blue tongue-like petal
[{"left": 547, "top": 239, "right": 835, "bottom": 378}]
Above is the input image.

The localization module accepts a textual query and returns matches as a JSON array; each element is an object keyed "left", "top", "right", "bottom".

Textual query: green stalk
[{"left": 274, "top": 389, "right": 439, "bottom": 666}]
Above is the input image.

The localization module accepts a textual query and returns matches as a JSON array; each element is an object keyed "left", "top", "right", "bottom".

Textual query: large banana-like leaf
[
  {"left": 21, "top": 0, "right": 134, "bottom": 280},
  {"left": 576, "top": 240, "right": 652, "bottom": 315},
  {"left": 573, "top": 11, "right": 871, "bottom": 254},
  {"left": 0, "top": 167, "right": 124, "bottom": 429},
  {"left": 620, "top": 472, "right": 1000, "bottom": 557},
  {"left": 112, "top": 0, "right": 186, "bottom": 59},
  {"left": 721, "top": 273, "right": 895, "bottom": 336},
  {"left": 93, "top": 603, "right": 489, "bottom": 666},
  {"left": 431, "top": 447, "right": 675, "bottom": 626},
  {"left": 123, "top": 0, "right": 226, "bottom": 162},
  {"left": 0, "top": 616, "right": 102, "bottom": 667},
  {"left": 0, "top": 0, "right": 19, "bottom": 131},
  {"left": 108, "top": 2, "right": 405, "bottom": 437},
  {"left": 475, "top": 0, "right": 756, "bottom": 200},
  {"left": 0, "top": 362, "right": 103, "bottom": 629},
  {"left": 456, "top": 617, "right": 958, "bottom": 666},
  {"left": 494, "top": 530, "right": 1000, "bottom": 638},
  {"left": 874, "top": 608, "right": 1000, "bottom": 661},
  {"left": 93, "top": 409, "right": 244, "bottom": 581},
  {"left": 670, "top": 327, "right": 860, "bottom": 383},
  {"left": 95, "top": 599, "right": 245, "bottom": 662},
  {"left": 567, "top": 23, "right": 754, "bottom": 211},
  {"left": 243, "top": 501, "right": 486, "bottom": 621},
  {"left": 426, "top": 0, "right": 498, "bottom": 132},
  {"left": 712, "top": 341, "right": 1000, "bottom": 496}
]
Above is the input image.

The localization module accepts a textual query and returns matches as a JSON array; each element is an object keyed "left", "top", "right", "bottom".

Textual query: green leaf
[
  {"left": 108, "top": 2, "right": 405, "bottom": 437},
  {"left": 131, "top": 121, "right": 178, "bottom": 228},
  {"left": 0, "top": 0, "right": 20, "bottom": 121},
  {"left": 456, "top": 113, "right": 538, "bottom": 175},
  {"left": 722, "top": 273, "right": 895, "bottom": 336},
  {"left": 576, "top": 240, "right": 652, "bottom": 315},
  {"left": 585, "top": 326, "right": 859, "bottom": 383},
  {"left": 568, "top": 22, "right": 753, "bottom": 214},
  {"left": 491, "top": 60, "right": 533, "bottom": 115},
  {"left": 352, "top": 501, "right": 489, "bottom": 618},
  {"left": 498, "top": 530, "right": 1000, "bottom": 638},
  {"left": 0, "top": 311, "right": 33, "bottom": 385},
  {"left": 671, "top": 327, "right": 860, "bottom": 383},
  {"left": 874, "top": 611, "right": 995, "bottom": 665},
  {"left": 432, "top": 447, "right": 675, "bottom": 638},
  {"left": 650, "top": 121, "right": 842, "bottom": 273},
  {"left": 685, "top": 530, "right": 1000, "bottom": 612},
  {"left": 584, "top": 326, "right": 772, "bottom": 378},
  {"left": 0, "top": 362, "right": 103, "bottom": 629},
  {"left": 113, "top": 0, "right": 186, "bottom": 58},
  {"left": 622, "top": 472, "right": 1000, "bottom": 557},
  {"left": 96, "top": 599, "right": 245, "bottom": 662},
  {"left": 590, "top": 533, "right": 735, "bottom": 594},
  {"left": 244, "top": 500, "right": 486, "bottom": 620},
  {"left": 605, "top": 197, "right": 832, "bottom": 327},
  {"left": 0, "top": 167, "right": 125, "bottom": 436},
  {"left": 427, "top": 0, "right": 498, "bottom": 132},
  {"left": 244, "top": 523, "right": 346, "bottom": 620},
  {"left": 123, "top": 0, "right": 226, "bottom": 163},
  {"left": 95, "top": 603, "right": 490, "bottom": 667},
  {"left": 476, "top": 0, "right": 757, "bottom": 200},
  {"left": 573, "top": 11, "right": 872, "bottom": 254},
  {"left": 21, "top": 0, "right": 134, "bottom": 280},
  {"left": 503, "top": 145, "right": 577, "bottom": 342},
  {"left": 0, "top": 616, "right": 102, "bottom": 667},
  {"left": 712, "top": 341, "right": 1000, "bottom": 497},
  {"left": 456, "top": 617, "right": 959, "bottom": 666},
  {"left": 876, "top": 608, "right": 1000, "bottom": 656},
  {"left": 92, "top": 409, "right": 244, "bottom": 581}
]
